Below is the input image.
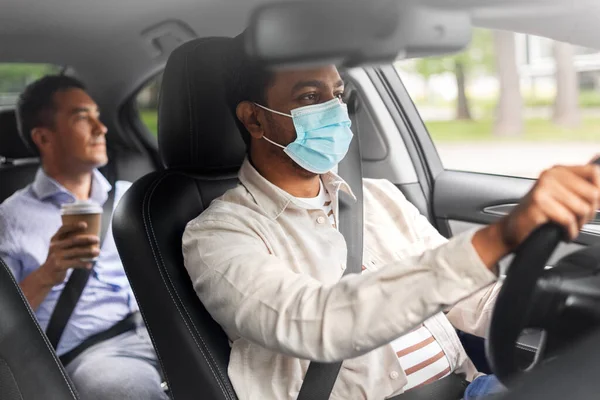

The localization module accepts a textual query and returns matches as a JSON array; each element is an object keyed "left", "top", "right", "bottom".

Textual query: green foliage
[
  {"left": 426, "top": 117, "right": 600, "bottom": 142},
  {"left": 414, "top": 90, "right": 600, "bottom": 111},
  {"left": 523, "top": 90, "right": 600, "bottom": 108},
  {"left": 0, "top": 63, "right": 61, "bottom": 92},
  {"left": 140, "top": 110, "right": 158, "bottom": 137},
  {"left": 412, "top": 29, "right": 495, "bottom": 80},
  {"left": 578, "top": 90, "right": 600, "bottom": 107}
]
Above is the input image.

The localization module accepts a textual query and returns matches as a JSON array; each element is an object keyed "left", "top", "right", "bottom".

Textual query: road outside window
[{"left": 395, "top": 29, "right": 600, "bottom": 178}]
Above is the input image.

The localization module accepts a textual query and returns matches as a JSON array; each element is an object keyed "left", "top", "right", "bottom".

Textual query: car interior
[
  {"left": 0, "top": 109, "right": 40, "bottom": 202},
  {"left": 1, "top": 0, "right": 600, "bottom": 399},
  {"left": 0, "top": 257, "right": 78, "bottom": 400}
]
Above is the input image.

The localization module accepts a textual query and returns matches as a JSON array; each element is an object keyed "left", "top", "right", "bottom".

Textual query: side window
[
  {"left": 135, "top": 73, "right": 163, "bottom": 137},
  {"left": 395, "top": 29, "right": 600, "bottom": 178},
  {"left": 0, "top": 63, "right": 61, "bottom": 107}
]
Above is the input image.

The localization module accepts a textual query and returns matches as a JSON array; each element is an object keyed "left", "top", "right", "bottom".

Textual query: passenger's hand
[
  {"left": 38, "top": 222, "right": 100, "bottom": 287},
  {"left": 499, "top": 162, "right": 600, "bottom": 250}
]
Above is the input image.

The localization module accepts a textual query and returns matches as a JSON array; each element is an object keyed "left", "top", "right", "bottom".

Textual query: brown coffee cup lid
[{"left": 61, "top": 200, "right": 103, "bottom": 215}]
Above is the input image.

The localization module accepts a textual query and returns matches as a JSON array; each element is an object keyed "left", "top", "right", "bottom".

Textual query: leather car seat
[
  {"left": 0, "top": 257, "right": 79, "bottom": 399},
  {"left": 112, "top": 36, "right": 248, "bottom": 400}
]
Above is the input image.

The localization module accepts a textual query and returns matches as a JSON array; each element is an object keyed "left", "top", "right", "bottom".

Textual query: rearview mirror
[{"left": 245, "top": 0, "right": 473, "bottom": 68}]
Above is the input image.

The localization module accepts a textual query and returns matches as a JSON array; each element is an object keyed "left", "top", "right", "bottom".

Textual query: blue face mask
[{"left": 255, "top": 98, "right": 354, "bottom": 174}]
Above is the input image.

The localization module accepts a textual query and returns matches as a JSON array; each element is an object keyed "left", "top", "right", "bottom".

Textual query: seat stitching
[
  {"left": 114, "top": 182, "right": 174, "bottom": 397},
  {"left": 139, "top": 172, "right": 235, "bottom": 399},
  {"left": 140, "top": 172, "right": 231, "bottom": 398},
  {"left": 144, "top": 172, "right": 235, "bottom": 398},
  {"left": 0, "top": 259, "right": 78, "bottom": 399}
]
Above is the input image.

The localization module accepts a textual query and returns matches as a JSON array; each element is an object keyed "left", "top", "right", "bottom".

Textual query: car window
[
  {"left": 0, "top": 63, "right": 61, "bottom": 107},
  {"left": 395, "top": 28, "right": 600, "bottom": 179},
  {"left": 136, "top": 73, "right": 162, "bottom": 137}
]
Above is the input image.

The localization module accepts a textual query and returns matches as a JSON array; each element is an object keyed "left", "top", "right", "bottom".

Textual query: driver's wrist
[
  {"left": 472, "top": 224, "right": 511, "bottom": 270},
  {"left": 497, "top": 216, "right": 520, "bottom": 252}
]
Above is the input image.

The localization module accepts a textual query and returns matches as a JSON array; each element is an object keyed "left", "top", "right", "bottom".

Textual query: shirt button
[
  {"left": 389, "top": 371, "right": 399, "bottom": 380},
  {"left": 340, "top": 264, "right": 346, "bottom": 271},
  {"left": 317, "top": 216, "right": 326, "bottom": 224}
]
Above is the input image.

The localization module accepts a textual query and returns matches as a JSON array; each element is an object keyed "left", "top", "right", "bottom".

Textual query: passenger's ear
[
  {"left": 236, "top": 101, "right": 264, "bottom": 139},
  {"left": 31, "top": 127, "right": 51, "bottom": 153}
]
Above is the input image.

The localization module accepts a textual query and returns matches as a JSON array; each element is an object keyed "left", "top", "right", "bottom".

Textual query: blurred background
[
  {"left": 395, "top": 29, "right": 600, "bottom": 178},
  {"left": 2, "top": 28, "right": 598, "bottom": 179}
]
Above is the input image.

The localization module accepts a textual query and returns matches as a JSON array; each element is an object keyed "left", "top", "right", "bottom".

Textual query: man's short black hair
[
  {"left": 16, "top": 75, "right": 86, "bottom": 154},
  {"left": 227, "top": 57, "right": 274, "bottom": 150}
]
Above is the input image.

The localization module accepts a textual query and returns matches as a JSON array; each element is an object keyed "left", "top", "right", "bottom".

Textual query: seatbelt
[
  {"left": 297, "top": 93, "right": 470, "bottom": 400},
  {"left": 296, "top": 90, "right": 364, "bottom": 400},
  {"left": 46, "top": 177, "right": 116, "bottom": 350},
  {"left": 59, "top": 312, "right": 141, "bottom": 366}
]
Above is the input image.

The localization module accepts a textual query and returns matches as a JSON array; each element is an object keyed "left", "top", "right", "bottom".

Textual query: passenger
[
  {"left": 0, "top": 75, "right": 168, "bottom": 400},
  {"left": 182, "top": 60, "right": 600, "bottom": 399}
]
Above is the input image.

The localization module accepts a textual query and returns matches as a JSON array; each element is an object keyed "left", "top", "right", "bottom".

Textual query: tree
[
  {"left": 413, "top": 29, "right": 495, "bottom": 120},
  {"left": 454, "top": 60, "right": 471, "bottom": 120},
  {"left": 493, "top": 31, "right": 523, "bottom": 136},
  {"left": 553, "top": 41, "right": 580, "bottom": 127}
]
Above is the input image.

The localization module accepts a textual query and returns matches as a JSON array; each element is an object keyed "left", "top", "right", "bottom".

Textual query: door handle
[{"left": 482, "top": 204, "right": 517, "bottom": 217}]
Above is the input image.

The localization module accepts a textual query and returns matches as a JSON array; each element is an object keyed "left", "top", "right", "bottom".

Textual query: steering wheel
[{"left": 487, "top": 159, "right": 600, "bottom": 387}]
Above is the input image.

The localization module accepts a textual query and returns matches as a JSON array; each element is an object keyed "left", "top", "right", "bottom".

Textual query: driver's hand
[
  {"left": 37, "top": 222, "right": 100, "bottom": 287},
  {"left": 499, "top": 162, "right": 600, "bottom": 250}
]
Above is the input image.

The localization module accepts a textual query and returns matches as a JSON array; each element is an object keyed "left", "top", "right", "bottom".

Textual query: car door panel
[
  {"left": 370, "top": 65, "right": 600, "bottom": 369},
  {"left": 433, "top": 170, "right": 597, "bottom": 266}
]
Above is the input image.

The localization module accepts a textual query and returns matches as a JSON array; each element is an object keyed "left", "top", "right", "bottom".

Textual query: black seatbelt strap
[
  {"left": 46, "top": 175, "right": 116, "bottom": 350},
  {"left": 296, "top": 90, "right": 364, "bottom": 400},
  {"left": 59, "top": 312, "right": 142, "bottom": 366}
]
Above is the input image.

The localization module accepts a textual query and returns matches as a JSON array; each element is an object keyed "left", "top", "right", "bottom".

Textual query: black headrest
[
  {"left": 159, "top": 36, "right": 248, "bottom": 173},
  {"left": 0, "top": 109, "right": 36, "bottom": 159}
]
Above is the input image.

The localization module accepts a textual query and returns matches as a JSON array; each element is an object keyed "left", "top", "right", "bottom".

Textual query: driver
[{"left": 182, "top": 59, "right": 600, "bottom": 399}]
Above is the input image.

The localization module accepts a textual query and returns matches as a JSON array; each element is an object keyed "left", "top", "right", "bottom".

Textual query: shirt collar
[
  {"left": 238, "top": 158, "right": 356, "bottom": 220},
  {"left": 32, "top": 168, "right": 112, "bottom": 205}
]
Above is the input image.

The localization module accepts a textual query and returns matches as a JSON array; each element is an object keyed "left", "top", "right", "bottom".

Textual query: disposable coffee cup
[{"left": 61, "top": 200, "right": 103, "bottom": 262}]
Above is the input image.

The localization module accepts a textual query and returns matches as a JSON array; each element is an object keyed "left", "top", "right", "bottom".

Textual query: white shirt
[{"left": 183, "top": 158, "right": 500, "bottom": 400}]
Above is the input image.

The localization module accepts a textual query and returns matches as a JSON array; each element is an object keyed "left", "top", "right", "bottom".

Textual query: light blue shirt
[{"left": 0, "top": 168, "right": 137, "bottom": 355}]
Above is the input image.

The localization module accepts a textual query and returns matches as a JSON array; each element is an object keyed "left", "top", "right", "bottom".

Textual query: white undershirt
[{"left": 294, "top": 179, "right": 336, "bottom": 228}]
